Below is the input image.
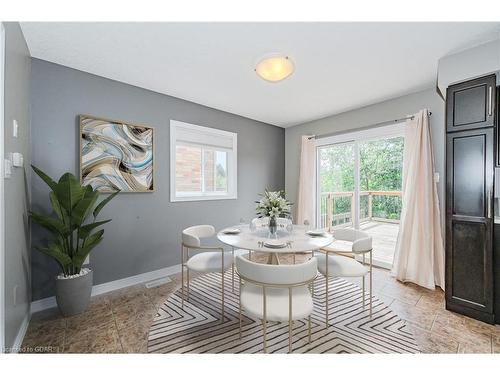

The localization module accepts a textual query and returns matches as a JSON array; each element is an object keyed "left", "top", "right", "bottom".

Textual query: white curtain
[
  {"left": 391, "top": 109, "right": 445, "bottom": 290},
  {"left": 296, "top": 135, "right": 316, "bottom": 225}
]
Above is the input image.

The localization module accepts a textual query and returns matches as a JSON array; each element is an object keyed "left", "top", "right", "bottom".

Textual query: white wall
[
  {"left": 437, "top": 37, "right": 500, "bottom": 97},
  {"left": 2, "top": 22, "right": 31, "bottom": 352},
  {"left": 285, "top": 87, "right": 446, "bottom": 231}
]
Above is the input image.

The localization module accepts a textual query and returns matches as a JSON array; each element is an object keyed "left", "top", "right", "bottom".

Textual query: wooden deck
[{"left": 359, "top": 220, "right": 399, "bottom": 268}]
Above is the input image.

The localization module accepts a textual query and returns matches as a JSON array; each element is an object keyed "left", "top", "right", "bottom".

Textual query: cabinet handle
[
  {"left": 488, "top": 86, "right": 492, "bottom": 116},
  {"left": 487, "top": 190, "right": 492, "bottom": 219}
]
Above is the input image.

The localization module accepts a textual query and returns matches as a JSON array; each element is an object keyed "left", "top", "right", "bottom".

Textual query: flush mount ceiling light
[{"left": 255, "top": 55, "right": 294, "bottom": 82}]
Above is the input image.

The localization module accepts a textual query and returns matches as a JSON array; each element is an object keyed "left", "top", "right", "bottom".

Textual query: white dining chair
[
  {"left": 181, "top": 225, "right": 234, "bottom": 322},
  {"left": 315, "top": 228, "right": 373, "bottom": 327},
  {"left": 235, "top": 255, "right": 317, "bottom": 353}
]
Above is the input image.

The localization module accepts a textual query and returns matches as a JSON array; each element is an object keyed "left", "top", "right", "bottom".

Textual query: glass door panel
[
  {"left": 316, "top": 128, "right": 404, "bottom": 269},
  {"left": 358, "top": 136, "right": 403, "bottom": 267},
  {"left": 318, "top": 142, "right": 355, "bottom": 231}
]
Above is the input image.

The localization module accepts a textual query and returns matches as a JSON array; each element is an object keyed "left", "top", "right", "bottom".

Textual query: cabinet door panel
[
  {"left": 446, "top": 75, "right": 495, "bottom": 132},
  {"left": 452, "top": 135, "right": 485, "bottom": 217},
  {"left": 451, "top": 221, "right": 486, "bottom": 306},
  {"left": 446, "top": 128, "right": 494, "bottom": 319}
]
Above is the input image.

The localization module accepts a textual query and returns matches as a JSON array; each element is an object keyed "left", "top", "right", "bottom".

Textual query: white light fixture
[{"left": 255, "top": 55, "right": 294, "bottom": 82}]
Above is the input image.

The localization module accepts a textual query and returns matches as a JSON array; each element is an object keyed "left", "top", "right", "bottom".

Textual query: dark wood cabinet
[
  {"left": 497, "top": 87, "right": 500, "bottom": 167},
  {"left": 494, "top": 224, "right": 500, "bottom": 323},
  {"left": 446, "top": 75, "right": 496, "bottom": 133},
  {"left": 446, "top": 128, "right": 494, "bottom": 323}
]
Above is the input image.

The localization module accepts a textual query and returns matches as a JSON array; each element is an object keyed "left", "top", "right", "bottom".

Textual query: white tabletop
[{"left": 217, "top": 224, "right": 333, "bottom": 253}]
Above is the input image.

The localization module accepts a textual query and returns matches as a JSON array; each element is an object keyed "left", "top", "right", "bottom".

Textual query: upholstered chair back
[
  {"left": 182, "top": 225, "right": 216, "bottom": 247},
  {"left": 332, "top": 228, "right": 372, "bottom": 253},
  {"left": 236, "top": 255, "right": 317, "bottom": 285}
]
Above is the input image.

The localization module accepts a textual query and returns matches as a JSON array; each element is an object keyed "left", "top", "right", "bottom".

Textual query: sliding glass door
[
  {"left": 318, "top": 142, "right": 356, "bottom": 230},
  {"left": 316, "top": 124, "right": 404, "bottom": 268}
]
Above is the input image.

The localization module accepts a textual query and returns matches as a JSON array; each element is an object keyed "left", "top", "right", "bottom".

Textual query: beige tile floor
[{"left": 21, "top": 254, "right": 500, "bottom": 354}]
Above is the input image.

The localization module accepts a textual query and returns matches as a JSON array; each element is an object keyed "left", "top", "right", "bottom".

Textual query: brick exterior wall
[{"left": 175, "top": 145, "right": 202, "bottom": 192}]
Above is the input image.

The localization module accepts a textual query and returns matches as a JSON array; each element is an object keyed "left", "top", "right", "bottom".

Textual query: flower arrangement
[{"left": 255, "top": 190, "right": 292, "bottom": 219}]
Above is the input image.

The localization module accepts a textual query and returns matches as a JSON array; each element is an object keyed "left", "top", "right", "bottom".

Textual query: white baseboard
[
  {"left": 10, "top": 312, "right": 30, "bottom": 353},
  {"left": 31, "top": 264, "right": 181, "bottom": 314}
]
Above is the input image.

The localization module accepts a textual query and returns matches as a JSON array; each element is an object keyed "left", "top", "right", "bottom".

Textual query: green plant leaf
[
  {"left": 72, "top": 229, "right": 104, "bottom": 269},
  {"left": 49, "top": 191, "right": 67, "bottom": 222},
  {"left": 54, "top": 173, "right": 85, "bottom": 212},
  {"left": 35, "top": 243, "right": 72, "bottom": 272},
  {"left": 79, "top": 219, "right": 111, "bottom": 239},
  {"left": 93, "top": 190, "right": 119, "bottom": 219},
  {"left": 30, "top": 211, "right": 68, "bottom": 236},
  {"left": 71, "top": 189, "right": 98, "bottom": 225},
  {"left": 32, "top": 165, "right": 58, "bottom": 191}
]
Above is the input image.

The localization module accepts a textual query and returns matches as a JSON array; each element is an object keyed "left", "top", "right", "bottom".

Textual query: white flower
[{"left": 255, "top": 190, "right": 292, "bottom": 218}]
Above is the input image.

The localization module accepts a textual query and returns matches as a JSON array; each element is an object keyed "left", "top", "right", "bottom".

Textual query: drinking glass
[{"left": 249, "top": 219, "right": 256, "bottom": 233}]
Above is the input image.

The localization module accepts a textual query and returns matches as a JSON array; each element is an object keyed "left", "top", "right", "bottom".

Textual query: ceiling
[{"left": 20, "top": 22, "right": 500, "bottom": 127}]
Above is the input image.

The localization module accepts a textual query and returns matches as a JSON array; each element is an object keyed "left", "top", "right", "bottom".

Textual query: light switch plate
[
  {"left": 11, "top": 152, "right": 23, "bottom": 167},
  {"left": 12, "top": 119, "right": 18, "bottom": 138},
  {"left": 434, "top": 172, "right": 440, "bottom": 183}
]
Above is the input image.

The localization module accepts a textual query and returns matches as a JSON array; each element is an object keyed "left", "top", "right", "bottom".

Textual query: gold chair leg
[
  {"left": 362, "top": 275, "right": 365, "bottom": 309},
  {"left": 221, "top": 274, "right": 225, "bottom": 322},
  {"left": 263, "top": 287, "right": 267, "bottom": 353},
  {"left": 232, "top": 263, "right": 235, "bottom": 293},
  {"left": 370, "top": 251, "right": 373, "bottom": 318},
  {"left": 325, "top": 252, "right": 329, "bottom": 328},
  {"left": 262, "top": 319, "right": 267, "bottom": 353},
  {"left": 186, "top": 269, "right": 190, "bottom": 301},
  {"left": 220, "top": 250, "right": 225, "bottom": 322},
  {"left": 293, "top": 253, "right": 296, "bottom": 264},
  {"left": 231, "top": 248, "right": 235, "bottom": 293},
  {"left": 308, "top": 315, "right": 312, "bottom": 344},
  {"left": 288, "top": 287, "right": 292, "bottom": 353},
  {"left": 311, "top": 250, "right": 315, "bottom": 298},
  {"left": 181, "top": 266, "right": 184, "bottom": 308},
  {"left": 239, "top": 280, "right": 242, "bottom": 339},
  {"left": 181, "top": 245, "right": 184, "bottom": 308},
  {"left": 249, "top": 250, "right": 252, "bottom": 261}
]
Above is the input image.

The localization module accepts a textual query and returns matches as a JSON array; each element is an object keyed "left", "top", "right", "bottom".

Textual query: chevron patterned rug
[{"left": 147, "top": 271, "right": 420, "bottom": 353}]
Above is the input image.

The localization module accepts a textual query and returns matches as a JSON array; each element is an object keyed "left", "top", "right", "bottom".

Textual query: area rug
[{"left": 147, "top": 272, "right": 420, "bottom": 353}]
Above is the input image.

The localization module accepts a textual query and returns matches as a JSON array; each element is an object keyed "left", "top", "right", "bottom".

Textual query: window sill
[{"left": 170, "top": 194, "right": 238, "bottom": 203}]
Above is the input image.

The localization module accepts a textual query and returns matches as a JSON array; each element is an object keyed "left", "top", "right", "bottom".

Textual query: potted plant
[
  {"left": 255, "top": 190, "right": 292, "bottom": 236},
  {"left": 30, "top": 165, "right": 119, "bottom": 316}
]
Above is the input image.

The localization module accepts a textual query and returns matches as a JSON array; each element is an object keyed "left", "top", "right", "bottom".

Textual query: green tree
[{"left": 319, "top": 136, "right": 404, "bottom": 223}]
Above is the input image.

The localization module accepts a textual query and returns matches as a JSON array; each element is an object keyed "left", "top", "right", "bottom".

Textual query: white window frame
[{"left": 170, "top": 120, "right": 237, "bottom": 202}]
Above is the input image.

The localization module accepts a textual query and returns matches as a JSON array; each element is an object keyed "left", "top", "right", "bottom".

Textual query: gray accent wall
[
  {"left": 31, "top": 59, "right": 285, "bottom": 301},
  {"left": 285, "top": 88, "right": 446, "bottom": 230},
  {"left": 3, "top": 22, "right": 31, "bottom": 350}
]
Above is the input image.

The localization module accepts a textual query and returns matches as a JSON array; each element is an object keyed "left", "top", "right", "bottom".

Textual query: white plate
[
  {"left": 264, "top": 240, "right": 287, "bottom": 249},
  {"left": 222, "top": 228, "right": 241, "bottom": 235},
  {"left": 306, "top": 229, "right": 326, "bottom": 236}
]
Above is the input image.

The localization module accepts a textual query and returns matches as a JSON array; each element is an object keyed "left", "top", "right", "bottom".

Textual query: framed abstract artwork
[{"left": 80, "top": 115, "right": 154, "bottom": 193}]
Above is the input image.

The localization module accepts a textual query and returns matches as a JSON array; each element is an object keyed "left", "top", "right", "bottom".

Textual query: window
[{"left": 170, "top": 120, "right": 237, "bottom": 201}]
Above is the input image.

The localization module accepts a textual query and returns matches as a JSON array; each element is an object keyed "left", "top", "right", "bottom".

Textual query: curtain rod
[{"left": 308, "top": 111, "right": 432, "bottom": 140}]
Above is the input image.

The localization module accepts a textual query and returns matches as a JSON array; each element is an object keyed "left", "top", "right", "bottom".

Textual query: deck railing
[{"left": 319, "top": 191, "right": 402, "bottom": 231}]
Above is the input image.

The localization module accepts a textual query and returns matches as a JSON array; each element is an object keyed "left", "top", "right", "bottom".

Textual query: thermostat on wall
[{"left": 11, "top": 152, "right": 23, "bottom": 167}]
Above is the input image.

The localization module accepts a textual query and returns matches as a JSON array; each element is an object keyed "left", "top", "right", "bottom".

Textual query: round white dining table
[{"left": 217, "top": 224, "right": 333, "bottom": 264}]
